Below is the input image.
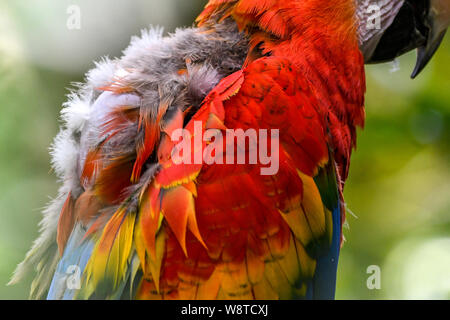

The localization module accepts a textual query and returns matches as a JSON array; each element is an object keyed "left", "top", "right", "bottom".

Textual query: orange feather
[{"left": 56, "top": 192, "right": 75, "bottom": 255}]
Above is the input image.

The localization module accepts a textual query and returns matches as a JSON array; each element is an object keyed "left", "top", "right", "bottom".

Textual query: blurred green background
[{"left": 0, "top": 0, "right": 448, "bottom": 300}]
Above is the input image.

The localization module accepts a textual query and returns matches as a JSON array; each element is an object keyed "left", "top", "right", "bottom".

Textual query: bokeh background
[{"left": 0, "top": 0, "right": 449, "bottom": 300}]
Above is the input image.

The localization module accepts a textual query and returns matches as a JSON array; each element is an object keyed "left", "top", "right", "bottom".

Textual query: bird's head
[{"left": 358, "top": 0, "right": 450, "bottom": 78}]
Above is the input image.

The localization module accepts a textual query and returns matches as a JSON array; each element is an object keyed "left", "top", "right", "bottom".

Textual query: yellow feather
[
  {"left": 279, "top": 170, "right": 328, "bottom": 249},
  {"left": 177, "top": 282, "right": 198, "bottom": 300},
  {"left": 246, "top": 248, "right": 265, "bottom": 284},
  {"left": 218, "top": 263, "right": 253, "bottom": 299},
  {"left": 276, "top": 234, "right": 301, "bottom": 286},
  {"left": 196, "top": 268, "right": 223, "bottom": 300},
  {"left": 252, "top": 276, "right": 278, "bottom": 300},
  {"left": 146, "top": 228, "right": 166, "bottom": 293},
  {"left": 294, "top": 238, "right": 317, "bottom": 280},
  {"left": 79, "top": 208, "right": 136, "bottom": 298},
  {"left": 278, "top": 207, "right": 313, "bottom": 247},
  {"left": 263, "top": 261, "right": 293, "bottom": 299},
  {"left": 297, "top": 170, "right": 326, "bottom": 236},
  {"left": 134, "top": 217, "right": 147, "bottom": 273}
]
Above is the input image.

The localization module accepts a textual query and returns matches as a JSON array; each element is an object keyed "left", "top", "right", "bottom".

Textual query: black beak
[
  {"left": 411, "top": 0, "right": 449, "bottom": 78},
  {"left": 365, "top": 0, "right": 449, "bottom": 78}
]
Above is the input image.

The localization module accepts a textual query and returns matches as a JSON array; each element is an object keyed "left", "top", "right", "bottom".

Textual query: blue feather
[
  {"left": 47, "top": 224, "right": 95, "bottom": 300},
  {"left": 311, "top": 205, "right": 341, "bottom": 299}
]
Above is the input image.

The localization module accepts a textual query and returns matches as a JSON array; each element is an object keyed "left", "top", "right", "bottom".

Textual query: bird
[{"left": 10, "top": 0, "right": 449, "bottom": 300}]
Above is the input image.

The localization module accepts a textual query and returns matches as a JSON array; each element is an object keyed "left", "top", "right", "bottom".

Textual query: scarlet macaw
[{"left": 11, "top": 0, "right": 449, "bottom": 299}]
